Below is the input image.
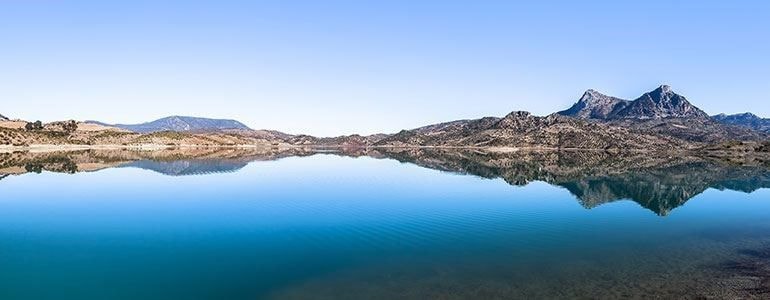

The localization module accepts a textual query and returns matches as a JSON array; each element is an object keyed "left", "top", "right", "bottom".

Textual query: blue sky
[{"left": 2, "top": 0, "right": 768, "bottom": 136}]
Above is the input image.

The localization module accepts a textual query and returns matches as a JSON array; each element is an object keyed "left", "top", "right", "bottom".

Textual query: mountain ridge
[
  {"left": 87, "top": 116, "right": 252, "bottom": 133},
  {"left": 713, "top": 113, "right": 770, "bottom": 133},
  {"left": 558, "top": 85, "right": 709, "bottom": 120}
]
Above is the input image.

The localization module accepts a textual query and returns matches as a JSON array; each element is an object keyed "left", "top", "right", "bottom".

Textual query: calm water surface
[{"left": 1, "top": 149, "right": 770, "bottom": 299}]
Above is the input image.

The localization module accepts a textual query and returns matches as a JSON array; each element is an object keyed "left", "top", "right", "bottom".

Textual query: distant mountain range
[
  {"left": 48, "top": 85, "right": 770, "bottom": 142},
  {"left": 2, "top": 85, "right": 769, "bottom": 151},
  {"left": 0, "top": 113, "right": 7, "bottom": 121},
  {"left": 713, "top": 113, "right": 770, "bottom": 133},
  {"left": 86, "top": 116, "right": 251, "bottom": 133}
]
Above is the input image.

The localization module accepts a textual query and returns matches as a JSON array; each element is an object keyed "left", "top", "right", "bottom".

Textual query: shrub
[
  {"left": 62, "top": 120, "right": 78, "bottom": 133},
  {"left": 25, "top": 121, "right": 43, "bottom": 131}
]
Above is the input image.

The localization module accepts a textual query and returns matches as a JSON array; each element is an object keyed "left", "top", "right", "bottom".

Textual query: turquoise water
[{"left": 1, "top": 151, "right": 770, "bottom": 299}]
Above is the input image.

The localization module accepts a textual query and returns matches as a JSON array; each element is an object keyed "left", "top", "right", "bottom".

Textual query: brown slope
[{"left": 376, "top": 111, "right": 684, "bottom": 150}]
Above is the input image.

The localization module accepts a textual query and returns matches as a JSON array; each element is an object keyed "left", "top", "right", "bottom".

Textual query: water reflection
[
  {"left": 2, "top": 147, "right": 770, "bottom": 299},
  {"left": 373, "top": 148, "right": 770, "bottom": 216},
  {"left": 1, "top": 147, "right": 769, "bottom": 215}
]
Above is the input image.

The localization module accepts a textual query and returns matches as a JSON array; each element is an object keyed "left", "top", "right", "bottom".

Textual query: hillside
[
  {"left": 375, "top": 111, "right": 683, "bottom": 150},
  {"left": 606, "top": 117, "right": 766, "bottom": 143},
  {"left": 0, "top": 124, "right": 286, "bottom": 147}
]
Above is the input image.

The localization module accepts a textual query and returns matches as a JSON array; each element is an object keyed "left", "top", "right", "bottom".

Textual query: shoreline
[
  {"left": 0, "top": 143, "right": 751, "bottom": 155},
  {"left": 0, "top": 144, "right": 295, "bottom": 153}
]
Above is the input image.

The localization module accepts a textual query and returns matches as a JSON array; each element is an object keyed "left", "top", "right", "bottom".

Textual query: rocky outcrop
[{"left": 44, "top": 120, "right": 78, "bottom": 132}]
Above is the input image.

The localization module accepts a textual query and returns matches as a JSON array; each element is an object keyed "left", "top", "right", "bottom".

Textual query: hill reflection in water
[{"left": 1, "top": 147, "right": 769, "bottom": 215}]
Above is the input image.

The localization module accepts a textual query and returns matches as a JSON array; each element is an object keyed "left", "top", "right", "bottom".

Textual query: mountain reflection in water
[{"left": 1, "top": 147, "right": 769, "bottom": 216}]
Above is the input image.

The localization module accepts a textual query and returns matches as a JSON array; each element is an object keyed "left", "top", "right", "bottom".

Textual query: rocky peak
[
  {"left": 558, "top": 89, "right": 629, "bottom": 120},
  {"left": 560, "top": 85, "right": 710, "bottom": 120},
  {"left": 580, "top": 89, "right": 603, "bottom": 101},
  {"left": 613, "top": 85, "right": 709, "bottom": 119},
  {"left": 646, "top": 85, "right": 681, "bottom": 105},
  {"left": 578, "top": 89, "right": 620, "bottom": 103}
]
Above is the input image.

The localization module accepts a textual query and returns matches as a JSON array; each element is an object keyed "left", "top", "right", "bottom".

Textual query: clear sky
[{"left": 2, "top": 0, "right": 769, "bottom": 136}]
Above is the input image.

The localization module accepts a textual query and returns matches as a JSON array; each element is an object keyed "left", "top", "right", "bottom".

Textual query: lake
[{"left": 1, "top": 148, "right": 770, "bottom": 299}]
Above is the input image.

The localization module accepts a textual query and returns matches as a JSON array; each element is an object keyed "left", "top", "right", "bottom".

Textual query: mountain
[
  {"left": 375, "top": 111, "right": 682, "bottom": 150},
  {"left": 0, "top": 113, "right": 7, "bottom": 121},
  {"left": 557, "top": 89, "right": 629, "bottom": 119},
  {"left": 713, "top": 113, "right": 770, "bottom": 133},
  {"left": 87, "top": 116, "right": 251, "bottom": 133},
  {"left": 375, "top": 85, "right": 768, "bottom": 149},
  {"left": 558, "top": 85, "right": 709, "bottom": 120},
  {"left": 556, "top": 85, "right": 766, "bottom": 143},
  {"left": 613, "top": 85, "right": 709, "bottom": 119}
]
